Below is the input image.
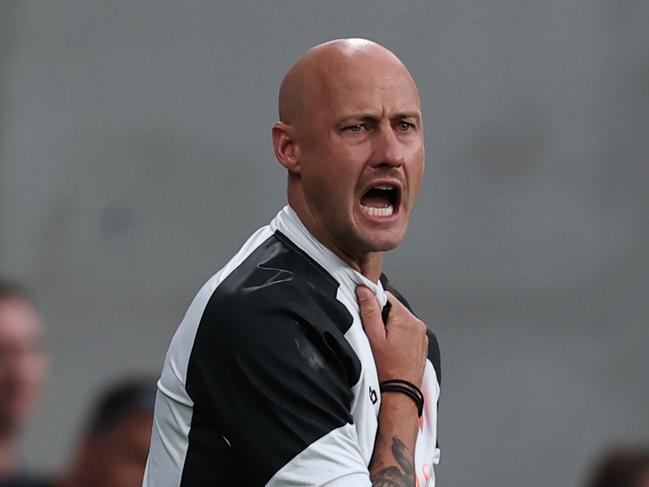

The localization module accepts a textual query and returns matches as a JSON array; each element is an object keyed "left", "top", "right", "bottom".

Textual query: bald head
[{"left": 278, "top": 39, "right": 420, "bottom": 125}]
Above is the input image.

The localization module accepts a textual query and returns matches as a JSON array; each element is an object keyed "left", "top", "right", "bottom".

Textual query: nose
[{"left": 369, "top": 124, "right": 405, "bottom": 169}]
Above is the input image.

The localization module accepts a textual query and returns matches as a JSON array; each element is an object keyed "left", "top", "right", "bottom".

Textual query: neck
[
  {"left": 287, "top": 195, "right": 383, "bottom": 282},
  {"left": 354, "top": 252, "right": 383, "bottom": 283}
]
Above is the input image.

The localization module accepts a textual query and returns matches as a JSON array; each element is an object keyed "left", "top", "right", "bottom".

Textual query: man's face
[
  {"left": 86, "top": 410, "right": 153, "bottom": 487},
  {"left": 294, "top": 54, "right": 424, "bottom": 259},
  {"left": 0, "top": 298, "right": 47, "bottom": 437}
]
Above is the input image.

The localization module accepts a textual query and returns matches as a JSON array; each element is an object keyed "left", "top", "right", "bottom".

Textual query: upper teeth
[{"left": 375, "top": 185, "right": 393, "bottom": 190}]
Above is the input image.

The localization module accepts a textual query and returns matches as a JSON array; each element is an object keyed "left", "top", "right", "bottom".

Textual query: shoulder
[
  {"left": 182, "top": 235, "right": 361, "bottom": 423},
  {"left": 208, "top": 232, "right": 352, "bottom": 331},
  {"left": 203, "top": 231, "right": 352, "bottom": 341},
  {"left": 186, "top": 231, "right": 360, "bottom": 382}
]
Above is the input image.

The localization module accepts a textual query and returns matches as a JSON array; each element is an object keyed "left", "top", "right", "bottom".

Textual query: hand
[{"left": 356, "top": 286, "right": 428, "bottom": 388}]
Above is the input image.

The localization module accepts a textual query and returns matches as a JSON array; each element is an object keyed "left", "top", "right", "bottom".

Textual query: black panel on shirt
[
  {"left": 180, "top": 232, "right": 360, "bottom": 486},
  {"left": 380, "top": 274, "right": 442, "bottom": 388}
]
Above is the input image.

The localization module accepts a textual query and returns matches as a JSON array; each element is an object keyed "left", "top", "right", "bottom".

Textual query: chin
[
  {"left": 351, "top": 205, "right": 411, "bottom": 250},
  {"left": 373, "top": 239, "right": 403, "bottom": 252},
  {"left": 361, "top": 230, "right": 406, "bottom": 253}
]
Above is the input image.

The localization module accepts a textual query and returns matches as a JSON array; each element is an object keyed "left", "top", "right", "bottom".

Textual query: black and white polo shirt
[{"left": 143, "top": 206, "right": 441, "bottom": 486}]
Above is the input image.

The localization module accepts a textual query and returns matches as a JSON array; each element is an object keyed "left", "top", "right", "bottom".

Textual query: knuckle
[{"left": 386, "top": 292, "right": 402, "bottom": 309}]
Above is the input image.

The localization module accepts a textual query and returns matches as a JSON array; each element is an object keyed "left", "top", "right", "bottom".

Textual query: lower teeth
[{"left": 362, "top": 205, "right": 394, "bottom": 217}]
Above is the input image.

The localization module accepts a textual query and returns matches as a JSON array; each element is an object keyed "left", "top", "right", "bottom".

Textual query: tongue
[{"left": 361, "top": 191, "right": 391, "bottom": 209}]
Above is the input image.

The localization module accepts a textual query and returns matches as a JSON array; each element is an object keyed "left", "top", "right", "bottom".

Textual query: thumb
[{"left": 356, "top": 285, "right": 385, "bottom": 342}]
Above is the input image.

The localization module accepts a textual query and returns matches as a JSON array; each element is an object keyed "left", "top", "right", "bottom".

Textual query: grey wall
[{"left": 1, "top": 1, "right": 648, "bottom": 485}]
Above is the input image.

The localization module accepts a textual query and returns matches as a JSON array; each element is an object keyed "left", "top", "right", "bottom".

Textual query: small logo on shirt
[{"left": 369, "top": 386, "right": 378, "bottom": 404}]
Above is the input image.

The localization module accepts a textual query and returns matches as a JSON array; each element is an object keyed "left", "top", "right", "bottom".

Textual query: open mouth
[{"left": 360, "top": 184, "right": 400, "bottom": 217}]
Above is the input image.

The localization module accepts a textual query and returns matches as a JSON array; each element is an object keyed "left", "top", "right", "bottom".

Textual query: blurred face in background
[
  {"left": 0, "top": 297, "right": 47, "bottom": 438},
  {"left": 78, "top": 409, "right": 153, "bottom": 487}
]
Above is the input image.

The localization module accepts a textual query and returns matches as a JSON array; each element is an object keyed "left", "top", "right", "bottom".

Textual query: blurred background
[{"left": 1, "top": 0, "right": 648, "bottom": 485}]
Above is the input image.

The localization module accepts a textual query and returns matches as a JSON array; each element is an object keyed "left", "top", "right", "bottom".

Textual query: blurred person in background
[
  {"left": 586, "top": 447, "right": 649, "bottom": 487},
  {"left": 54, "top": 377, "right": 156, "bottom": 487},
  {"left": 0, "top": 280, "right": 49, "bottom": 487}
]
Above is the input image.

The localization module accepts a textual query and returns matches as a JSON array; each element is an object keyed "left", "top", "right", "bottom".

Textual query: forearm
[{"left": 369, "top": 394, "right": 420, "bottom": 486}]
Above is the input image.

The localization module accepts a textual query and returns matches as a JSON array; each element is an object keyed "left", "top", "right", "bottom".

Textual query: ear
[{"left": 272, "top": 121, "right": 300, "bottom": 174}]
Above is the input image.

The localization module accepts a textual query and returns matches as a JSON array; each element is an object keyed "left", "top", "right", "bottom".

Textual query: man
[
  {"left": 144, "top": 38, "right": 441, "bottom": 486},
  {"left": 55, "top": 378, "right": 156, "bottom": 487},
  {"left": 0, "top": 281, "right": 47, "bottom": 487},
  {"left": 0, "top": 280, "right": 49, "bottom": 487}
]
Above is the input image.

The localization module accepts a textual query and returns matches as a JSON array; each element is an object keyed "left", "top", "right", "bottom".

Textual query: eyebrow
[{"left": 338, "top": 111, "right": 422, "bottom": 124}]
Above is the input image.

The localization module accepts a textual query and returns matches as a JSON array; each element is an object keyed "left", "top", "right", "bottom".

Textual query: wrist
[
  {"left": 379, "top": 379, "right": 424, "bottom": 417},
  {"left": 379, "top": 390, "right": 420, "bottom": 417},
  {"left": 376, "top": 393, "right": 420, "bottom": 448}
]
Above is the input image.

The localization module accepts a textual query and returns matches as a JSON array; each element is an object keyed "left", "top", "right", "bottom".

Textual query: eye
[
  {"left": 343, "top": 124, "right": 365, "bottom": 133},
  {"left": 397, "top": 121, "right": 415, "bottom": 132}
]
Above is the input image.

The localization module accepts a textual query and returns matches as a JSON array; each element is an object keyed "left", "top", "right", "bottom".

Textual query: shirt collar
[{"left": 270, "top": 205, "right": 388, "bottom": 309}]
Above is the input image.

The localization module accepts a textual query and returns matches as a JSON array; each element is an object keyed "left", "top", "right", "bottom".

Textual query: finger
[{"left": 356, "top": 285, "right": 385, "bottom": 341}]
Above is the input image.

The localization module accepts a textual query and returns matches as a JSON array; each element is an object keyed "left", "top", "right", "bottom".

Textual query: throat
[
  {"left": 357, "top": 252, "right": 384, "bottom": 282},
  {"left": 360, "top": 189, "right": 392, "bottom": 209}
]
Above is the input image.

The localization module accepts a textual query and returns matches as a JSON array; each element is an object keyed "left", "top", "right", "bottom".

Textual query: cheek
[
  {"left": 21, "top": 356, "right": 47, "bottom": 390},
  {"left": 407, "top": 147, "right": 425, "bottom": 194},
  {"left": 0, "top": 355, "right": 45, "bottom": 392},
  {"left": 299, "top": 139, "right": 369, "bottom": 211},
  {"left": 303, "top": 162, "right": 355, "bottom": 202}
]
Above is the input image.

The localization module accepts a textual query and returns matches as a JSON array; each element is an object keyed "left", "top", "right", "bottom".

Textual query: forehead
[
  {"left": 0, "top": 299, "right": 41, "bottom": 342},
  {"left": 314, "top": 55, "right": 421, "bottom": 117}
]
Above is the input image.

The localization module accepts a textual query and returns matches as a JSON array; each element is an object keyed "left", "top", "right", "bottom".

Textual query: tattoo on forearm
[{"left": 371, "top": 437, "right": 415, "bottom": 487}]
